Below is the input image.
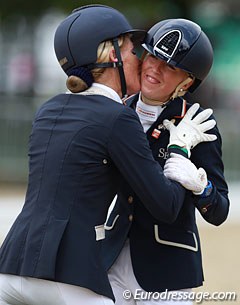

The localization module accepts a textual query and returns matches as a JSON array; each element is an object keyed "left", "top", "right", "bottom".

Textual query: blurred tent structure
[{"left": 1, "top": 0, "right": 240, "bottom": 183}]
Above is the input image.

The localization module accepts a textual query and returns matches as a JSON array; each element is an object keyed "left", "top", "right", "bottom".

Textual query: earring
[{"left": 180, "top": 88, "right": 184, "bottom": 92}]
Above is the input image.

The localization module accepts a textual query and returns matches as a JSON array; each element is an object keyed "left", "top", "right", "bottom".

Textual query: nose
[
  {"left": 157, "top": 58, "right": 167, "bottom": 68},
  {"left": 152, "top": 58, "right": 165, "bottom": 73}
]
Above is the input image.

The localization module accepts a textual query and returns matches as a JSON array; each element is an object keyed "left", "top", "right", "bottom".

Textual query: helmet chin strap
[
  {"left": 86, "top": 38, "right": 127, "bottom": 99},
  {"left": 170, "top": 77, "right": 193, "bottom": 100},
  {"left": 112, "top": 38, "right": 127, "bottom": 99}
]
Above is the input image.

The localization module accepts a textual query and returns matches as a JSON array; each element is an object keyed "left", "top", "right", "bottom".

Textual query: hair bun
[{"left": 67, "top": 67, "right": 94, "bottom": 87}]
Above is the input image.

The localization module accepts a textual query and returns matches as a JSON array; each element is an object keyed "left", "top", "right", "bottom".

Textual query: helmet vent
[{"left": 153, "top": 30, "right": 181, "bottom": 62}]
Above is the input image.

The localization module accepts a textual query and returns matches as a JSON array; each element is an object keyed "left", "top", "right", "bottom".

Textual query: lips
[{"left": 145, "top": 73, "right": 160, "bottom": 84}]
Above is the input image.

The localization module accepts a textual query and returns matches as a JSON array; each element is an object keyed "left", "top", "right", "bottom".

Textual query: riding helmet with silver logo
[{"left": 142, "top": 18, "right": 213, "bottom": 92}]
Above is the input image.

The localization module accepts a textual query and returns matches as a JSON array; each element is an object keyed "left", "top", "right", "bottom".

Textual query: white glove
[
  {"left": 164, "top": 153, "right": 208, "bottom": 195},
  {"left": 163, "top": 103, "right": 217, "bottom": 157}
]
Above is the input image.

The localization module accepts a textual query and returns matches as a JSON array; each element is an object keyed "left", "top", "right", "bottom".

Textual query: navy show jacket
[
  {"left": 0, "top": 92, "right": 187, "bottom": 300},
  {"left": 104, "top": 94, "right": 229, "bottom": 292}
]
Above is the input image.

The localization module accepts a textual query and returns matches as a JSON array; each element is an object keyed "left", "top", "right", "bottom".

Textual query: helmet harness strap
[
  {"left": 86, "top": 38, "right": 127, "bottom": 99},
  {"left": 170, "top": 76, "right": 193, "bottom": 100},
  {"left": 112, "top": 38, "right": 127, "bottom": 99}
]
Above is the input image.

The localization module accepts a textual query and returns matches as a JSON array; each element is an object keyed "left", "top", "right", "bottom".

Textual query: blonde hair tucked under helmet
[{"left": 66, "top": 36, "right": 126, "bottom": 93}]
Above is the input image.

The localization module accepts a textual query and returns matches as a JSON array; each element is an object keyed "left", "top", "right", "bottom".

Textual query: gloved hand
[
  {"left": 164, "top": 153, "right": 208, "bottom": 195},
  {"left": 163, "top": 103, "right": 217, "bottom": 157}
]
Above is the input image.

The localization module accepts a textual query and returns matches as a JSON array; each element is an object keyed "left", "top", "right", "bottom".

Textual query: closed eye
[
  {"left": 167, "top": 64, "right": 176, "bottom": 70},
  {"left": 131, "top": 49, "right": 137, "bottom": 55}
]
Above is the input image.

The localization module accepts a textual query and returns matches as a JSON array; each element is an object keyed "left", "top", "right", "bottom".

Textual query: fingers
[
  {"left": 164, "top": 160, "right": 181, "bottom": 173},
  {"left": 198, "top": 119, "right": 216, "bottom": 132},
  {"left": 165, "top": 154, "right": 192, "bottom": 168},
  {"left": 184, "top": 103, "right": 200, "bottom": 120},
  {"left": 198, "top": 167, "right": 207, "bottom": 179},
  {"left": 192, "top": 108, "right": 213, "bottom": 124},
  {"left": 163, "top": 119, "right": 174, "bottom": 131},
  {"left": 164, "top": 163, "right": 183, "bottom": 179},
  {"left": 202, "top": 134, "right": 217, "bottom": 142},
  {"left": 197, "top": 167, "right": 208, "bottom": 186},
  {"left": 164, "top": 169, "right": 180, "bottom": 180}
]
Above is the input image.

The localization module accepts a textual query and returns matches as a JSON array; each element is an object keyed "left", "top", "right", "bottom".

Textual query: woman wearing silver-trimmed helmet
[
  {"left": 141, "top": 18, "right": 213, "bottom": 102},
  {"left": 0, "top": 7, "right": 218, "bottom": 305},
  {"left": 106, "top": 18, "right": 229, "bottom": 305}
]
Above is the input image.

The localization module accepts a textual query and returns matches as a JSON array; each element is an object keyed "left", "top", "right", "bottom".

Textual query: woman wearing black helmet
[
  {"left": 0, "top": 6, "right": 218, "bottom": 304},
  {"left": 105, "top": 19, "right": 229, "bottom": 305}
]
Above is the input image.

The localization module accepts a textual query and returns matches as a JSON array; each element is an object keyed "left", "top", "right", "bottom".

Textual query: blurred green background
[
  {"left": 1, "top": 0, "right": 240, "bottom": 185},
  {"left": 0, "top": 2, "right": 240, "bottom": 304}
]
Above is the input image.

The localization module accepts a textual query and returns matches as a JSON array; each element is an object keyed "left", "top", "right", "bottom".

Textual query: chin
[{"left": 141, "top": 88, "right": 153, "bottom": 98}]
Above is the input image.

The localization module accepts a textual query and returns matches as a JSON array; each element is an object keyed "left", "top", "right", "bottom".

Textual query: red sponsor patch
[{"left": 152, "top": 129, "right": 161, "bottom": 139}]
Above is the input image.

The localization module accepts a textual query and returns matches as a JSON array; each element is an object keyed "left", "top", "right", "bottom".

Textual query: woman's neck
[{"left": 142, "top": 94, "right": 167, "bottom": 106}]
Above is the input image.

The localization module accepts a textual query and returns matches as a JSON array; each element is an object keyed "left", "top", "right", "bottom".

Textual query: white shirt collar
[
  {"left": 136, "top": 93, "right": 164, "bottom": 132},
  {"left": 66, "top": 83, "right": 123, "bottom": 104},
  {"left": 92, "top": 83, "right": 122, "bottom": 104},
  {"left": 136, "top": 93, "right": 163, "bottom": 121}
]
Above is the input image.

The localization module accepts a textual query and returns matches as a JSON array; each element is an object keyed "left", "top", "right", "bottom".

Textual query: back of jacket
[{"left": 0, "top": 93, "right": 185, "bottom": 300}]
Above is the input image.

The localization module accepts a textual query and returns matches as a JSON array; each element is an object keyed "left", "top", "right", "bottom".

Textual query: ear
[{"left": 109, "top": 49, "right": 118, "bottom": 63}]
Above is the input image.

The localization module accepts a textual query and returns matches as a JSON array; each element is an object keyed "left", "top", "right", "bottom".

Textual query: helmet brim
[{"left": 124, "top": 29, "right": 146, "bottom": 44}]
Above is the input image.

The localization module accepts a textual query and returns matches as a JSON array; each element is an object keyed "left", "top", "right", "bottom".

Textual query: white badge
[{"left": 95, "top": 224, "right": 105, "bottom": 241}]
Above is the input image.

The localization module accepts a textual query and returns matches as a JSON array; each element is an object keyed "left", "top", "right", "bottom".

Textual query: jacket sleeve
[
  {"left": 191, "top": 114, "right": 229, "bottom": 226},
  {"left": 107, "top": 107, "right": 186, "bottom": 224}
]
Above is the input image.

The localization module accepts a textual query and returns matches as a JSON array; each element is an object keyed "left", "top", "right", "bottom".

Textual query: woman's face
[
  {"left": 141, "top": 53, "right": 190, "bottom": 104},
  {"left": 121, "top": 38, "right": 142, "bottom": 96}
]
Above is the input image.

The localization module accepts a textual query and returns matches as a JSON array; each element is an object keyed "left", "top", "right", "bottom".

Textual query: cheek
[
  {"left": 140, "top": 61, "right": 153, "bottom": 80},
  {"left": 163, "top": 72, "right": 177, "bottom": 84},
  {"left": 127, "top": 58, "right": 139, "bottom": 75},
  {"left": 141, "top": 60, "right": 149, "bottom": 71},
  {"left": 125, "top": 59, "right": 141, "bottom": 93}
]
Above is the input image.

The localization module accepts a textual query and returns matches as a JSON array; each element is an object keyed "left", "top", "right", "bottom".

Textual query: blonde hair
[{"left": 66, "top": 36, "right": 126, "bottom": 93}]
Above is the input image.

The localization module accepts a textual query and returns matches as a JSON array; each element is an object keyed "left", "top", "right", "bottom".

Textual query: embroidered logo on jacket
[{"left": 158, "top": 148, "right": 169, "bottom": 160}]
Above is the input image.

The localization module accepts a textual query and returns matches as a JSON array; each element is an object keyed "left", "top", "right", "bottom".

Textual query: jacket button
[
  {"left": 201, "top": 207, "right": 208, "bottom": 214},
  {"left": 103, "top": 159, "right": 108, "bottom": 164},
  {"left": 129, "top": 214, "right": 133, "bottom": 222},
  {"left": 128, "top": 196, "right": 134, "bottom": 204}
]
